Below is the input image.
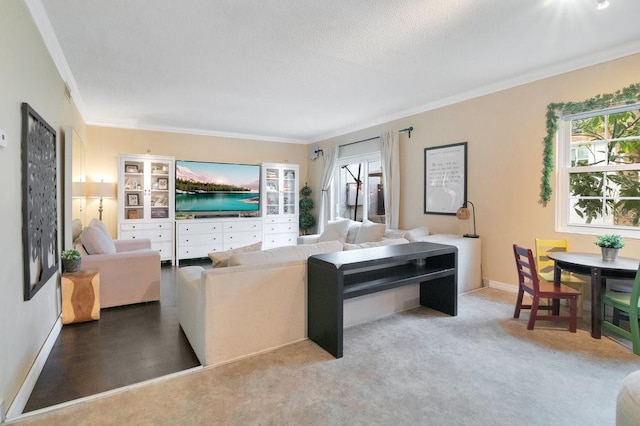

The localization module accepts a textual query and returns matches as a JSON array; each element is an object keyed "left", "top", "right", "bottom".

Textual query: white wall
[{"left": 0, "top": 0, "right": 86, "bottom": 412}]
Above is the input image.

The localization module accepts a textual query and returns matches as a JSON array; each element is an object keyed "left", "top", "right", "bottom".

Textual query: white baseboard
[
  {"left": 485, "top": 279, "right": 518, "bottom": 293},
  {"left": 6, "top": 315, "right": 62, "bottom": 420}
]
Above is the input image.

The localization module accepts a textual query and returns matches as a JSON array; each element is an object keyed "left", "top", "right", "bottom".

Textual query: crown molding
[
  {"left": 87, "top": 120, "right": 308, "bottom": 145},
  {"left": 311, "top": 40, "right": 640, "bottom": 143}
]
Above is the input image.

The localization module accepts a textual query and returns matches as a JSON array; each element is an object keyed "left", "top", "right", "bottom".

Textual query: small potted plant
[
  {"left": 594, "top": 234, "right": 624, "bottom": 262},
  {"left": 61, "top": 249, "right": 82, "bottom": 272}
]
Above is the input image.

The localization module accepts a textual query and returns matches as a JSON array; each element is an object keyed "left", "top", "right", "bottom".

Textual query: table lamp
[
  {"left": 456, "top": 201, "right": 479, "bottom": 238},
  {"left": 88, "top": 180, "right": 117, "bottom": 220}
]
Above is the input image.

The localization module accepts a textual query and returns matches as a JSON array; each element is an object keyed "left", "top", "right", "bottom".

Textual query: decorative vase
[
  {"left": 601, "top": 247, "right": 619, "bottom": 262},
  {"left": 63, "top": 258, "right": 81, "bottom": 273}
]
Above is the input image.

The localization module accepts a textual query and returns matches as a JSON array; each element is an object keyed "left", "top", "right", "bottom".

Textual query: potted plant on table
[
  {"left": 61, "top": 249, "right": 82, "bottom": 273},
  {"left": 594, "top": 234, "right": 624, "bottom": 262}
]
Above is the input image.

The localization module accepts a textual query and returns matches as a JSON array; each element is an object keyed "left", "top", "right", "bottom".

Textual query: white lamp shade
[{"left": 88, "top": 181, "right": 117, "bottom": 199}]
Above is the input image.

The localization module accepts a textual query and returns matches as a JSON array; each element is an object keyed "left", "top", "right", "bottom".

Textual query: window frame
[
  {"left": 555, "top": 103, "right": 640, "bottom": 238},
  {"left": 332, "top": 152, "right": 382, "bottom": 222}
]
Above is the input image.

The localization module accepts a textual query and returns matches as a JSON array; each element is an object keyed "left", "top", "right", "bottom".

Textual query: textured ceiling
[{"left": 34, "top": 0, "right": 640, "bottom": 142}]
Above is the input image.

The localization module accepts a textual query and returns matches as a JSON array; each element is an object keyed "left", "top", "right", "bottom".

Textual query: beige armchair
[{"left": 76, "top": 219, "right": 161, "bottom": 308}]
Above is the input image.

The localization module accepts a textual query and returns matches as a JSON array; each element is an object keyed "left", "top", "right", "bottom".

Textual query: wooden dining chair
[
  {"left": 601, "top": 264, "right": 640, "bottom": 355},
  {"left": 535, "top": 238, "right": 586, "bottom": 317},
  {"left": 513, "top": 244, "right": 581, "bottom": 332}
]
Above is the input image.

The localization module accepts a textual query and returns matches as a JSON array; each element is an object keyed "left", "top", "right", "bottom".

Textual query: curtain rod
[{"left": 339, "top": 126, "right": 413, "bottom": 148}]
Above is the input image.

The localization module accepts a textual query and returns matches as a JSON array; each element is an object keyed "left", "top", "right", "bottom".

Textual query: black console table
[{"left": 308, "top": 242, "right": 458, "bottom": 358}]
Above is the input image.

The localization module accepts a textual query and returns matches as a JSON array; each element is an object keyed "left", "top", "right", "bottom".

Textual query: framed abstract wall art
[{"left": 21, "top": 103, "right": 58, "bottom": 301}]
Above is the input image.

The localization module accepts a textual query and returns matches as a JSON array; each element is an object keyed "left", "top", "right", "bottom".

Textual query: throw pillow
[
  {"left": 405, "top": 226, "right": 430, "bottom": 242},
  {"left": 81, "top": 226, "right": 117, "bottom": 255},
  {"left": 317, "top": 219, "right": 351, "bottom": 243},
  {"left": 89, "top": 218, "right": 111, "bottom": 238},
  {"left": 334, "top": 217, "right": 361, "bottom": 243},
  {"left": 345, "top": 220, "right": 362, "bottom": 244},
  {"left": 71, "top": 219, "right": 83, "bottom": 242},
  {"left": 353, "top": 221, "right": 386, "bottom": 244},
  {"left": 208, "top": 242, "right": 262, "bottom": 268}
]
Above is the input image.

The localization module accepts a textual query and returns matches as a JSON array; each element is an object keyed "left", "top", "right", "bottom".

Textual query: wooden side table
[{"left": 61, "top": 269, "right": 100, "bottom": 324}]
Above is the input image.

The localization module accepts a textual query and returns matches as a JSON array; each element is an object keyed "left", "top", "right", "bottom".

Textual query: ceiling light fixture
[{"left": 597, "top": 0, "right": 610, "bottom": 10}]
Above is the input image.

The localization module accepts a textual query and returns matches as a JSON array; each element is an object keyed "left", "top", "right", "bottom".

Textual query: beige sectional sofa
[{"left": 177, "top": 219, "right": 482, "bottom": 367}]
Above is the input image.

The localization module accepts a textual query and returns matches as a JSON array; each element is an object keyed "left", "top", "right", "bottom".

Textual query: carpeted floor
[{"left": 9, "top": 288, "right": 640, "bottom": 425}]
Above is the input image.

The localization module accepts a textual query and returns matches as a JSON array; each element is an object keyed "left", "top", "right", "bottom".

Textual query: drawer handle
[{"left": 132, "top": 236, "right": 136, "bottom": 239}]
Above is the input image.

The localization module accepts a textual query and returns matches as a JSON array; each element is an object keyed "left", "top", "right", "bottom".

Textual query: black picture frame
[
  {"left": 125, "top": 164, "right": 139, "bottom": 173},
  {"left": 128, "top": 193, "right": 139, "bottom": 206},
  {"left": 424, "top": 142, "right": 468, "bottom": 215},
  {"left": 21, "top": 103, "right": 58, "bottom": 301}
]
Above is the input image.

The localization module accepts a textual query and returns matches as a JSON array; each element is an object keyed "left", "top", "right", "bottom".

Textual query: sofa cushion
[
  {"left": 354, "top": 221, "right": 386, "bottom": 244},
  {"left": 343, "top": 238, "right": 410, "bottom": 250},
  {"left": 228, "top": 240, "right": 343, "bottom": 266},
  {"left": 208, "top": 242, "right": 262, "bottom": 268},
  {"left": 317, "top": 219, "right": 351, "bottom": 243},
  {"left": 81, "top": 226, "right": 117, "bottom": 255}
]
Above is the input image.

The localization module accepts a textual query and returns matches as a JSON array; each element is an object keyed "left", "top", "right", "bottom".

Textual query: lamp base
[{"left": 464, "top": 234, "right": 479, "bottom": 238}]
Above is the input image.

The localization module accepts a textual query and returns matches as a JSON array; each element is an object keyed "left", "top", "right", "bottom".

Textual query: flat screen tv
[{"left": 175, "top": 160, "right": 261, "bottom": 217}]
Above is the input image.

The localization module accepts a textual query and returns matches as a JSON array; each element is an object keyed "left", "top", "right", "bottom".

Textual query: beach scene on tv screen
[{"left": 175, "top": 161, "right": 260, "bottom": 211}]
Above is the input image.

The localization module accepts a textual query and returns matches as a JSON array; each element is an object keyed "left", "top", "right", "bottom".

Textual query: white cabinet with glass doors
[
  {"left": 118, "top": 154, "right": 175, "bottom": 262},
  {"left": 261, "top": 163, "right": 299, "bottom": 249}
]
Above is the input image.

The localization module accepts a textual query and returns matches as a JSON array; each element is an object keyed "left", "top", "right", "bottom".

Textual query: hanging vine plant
[{"left": 539, "top": 82, "right": 640, "bottom": 206}]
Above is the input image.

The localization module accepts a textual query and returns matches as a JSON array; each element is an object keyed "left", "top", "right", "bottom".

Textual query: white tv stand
[{"left": 175, "top": 217, "right": 262, "bottom": 266}]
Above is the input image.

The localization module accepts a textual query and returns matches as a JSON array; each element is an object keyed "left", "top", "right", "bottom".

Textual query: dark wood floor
[{"left": 24, "top": 260, "right": 207, "bottom": 412}]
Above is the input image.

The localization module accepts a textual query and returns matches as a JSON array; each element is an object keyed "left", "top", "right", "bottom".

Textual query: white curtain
[
  {"left": 380, "top": 131, "right": 400, "bottom": 229},
  {"left": 318, "top": 145, "right": 338, "bottom": 233}
]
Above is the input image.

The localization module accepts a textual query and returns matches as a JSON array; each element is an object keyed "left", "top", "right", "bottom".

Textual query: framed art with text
[
  {"left": 22, "top": 103, "right": 58, "bottom": 301},
  {"left": 424, "top": 142, "right": 467, "bottom": 215}
]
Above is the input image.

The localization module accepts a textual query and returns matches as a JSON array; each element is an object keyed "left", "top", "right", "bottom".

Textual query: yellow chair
[
  {"left": 602, "top": 264, "right": 640, "bottom": 355},
  {"left": 535, "top": 238, "right": 586, "bottom": 317}
]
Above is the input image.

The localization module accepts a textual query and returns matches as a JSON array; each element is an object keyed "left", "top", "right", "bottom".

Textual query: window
[
  {"left": 333, "top": 154, "right": 385, "bottom": 223},
  {"left": 557, "top": 104, "right": 640, "bottom": 236}
]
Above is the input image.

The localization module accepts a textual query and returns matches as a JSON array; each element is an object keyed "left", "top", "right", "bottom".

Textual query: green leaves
[
  {"left": 540, "top": 83, "right": 640, "bottom": 206},
  {"left": 594, "top": 234, "right": 625, "bottom": 249},
  {"left": 61, "top": 249, "right": 81, "bottom": 260}
]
